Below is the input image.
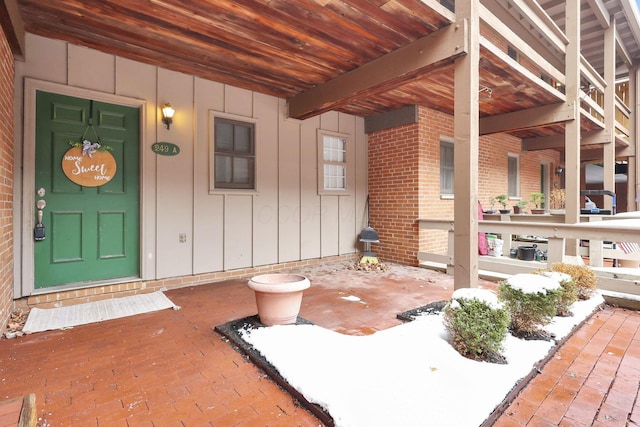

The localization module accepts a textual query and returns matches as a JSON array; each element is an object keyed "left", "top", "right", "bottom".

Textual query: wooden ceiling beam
[
  {"left": 0, "top": 0, "right": 25, "bottom": 59},
  {"left": 522, "top": 134, "right": 565, "bottom": 151},
  {"left": 616, "top": 26, "right": 633, "bottom": 66},
  {"left": 584, "top": 0, "right": 610, "bottom": 29},
  {"left": 580, "top": 144, "right": 635, "bottom": 161},
  {"left": 522, "top": 129, "right": 612, "bottom": 151},
  {"left": 287, "top": 19, "right": 467, "bottom": 120},
  {"left": 479, "top": 102, "right": 574, "bottom": 136}
]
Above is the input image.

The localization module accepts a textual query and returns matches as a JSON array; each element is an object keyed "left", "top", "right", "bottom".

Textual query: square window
[
  {"left": 317, "top": 132, "right": 352, "bottom": 195},
  {"left": 213, "top": 117, "right": 255, "bottom": 190}
]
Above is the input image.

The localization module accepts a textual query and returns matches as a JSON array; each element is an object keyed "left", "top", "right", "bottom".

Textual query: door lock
[{"left": 34, "top": 199, "right": 46, "bottom": 241}]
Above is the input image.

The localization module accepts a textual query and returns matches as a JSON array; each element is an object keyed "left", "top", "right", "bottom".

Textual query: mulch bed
[{"left": 396, "top": 300, "right": 448, "bottom": 321}]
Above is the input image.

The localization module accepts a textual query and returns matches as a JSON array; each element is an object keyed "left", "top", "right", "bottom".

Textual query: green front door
[{"left": 34, "top": 91, "right": 140, "bottom": 288}]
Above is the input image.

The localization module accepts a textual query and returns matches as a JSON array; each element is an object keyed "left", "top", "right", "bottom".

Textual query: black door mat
[{"left": 214, "top": 315, "right": 334, "bottom": 427}]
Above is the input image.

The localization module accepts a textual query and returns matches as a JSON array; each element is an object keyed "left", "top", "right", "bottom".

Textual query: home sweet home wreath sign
[{"left": 61, "top": 101, "right": 117, "bottom": 187}]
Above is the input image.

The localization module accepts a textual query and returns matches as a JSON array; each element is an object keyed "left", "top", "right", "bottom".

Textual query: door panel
[
  {"left": 35, "top": 91, "right": 140, "bottom": 288},
  {"left": 51, "top": 212, "right": 83, "bottom": 262},
  {"left": 98, "top": 211, "right": 126, "bottom": 258}
]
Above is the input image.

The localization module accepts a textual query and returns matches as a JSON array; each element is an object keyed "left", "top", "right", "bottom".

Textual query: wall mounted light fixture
[
  {"left": 161, "top": 103, "right": 175, "bottom": 130},
  {"left": 556, "top": 166, "right": 564, "bottom": 175}
]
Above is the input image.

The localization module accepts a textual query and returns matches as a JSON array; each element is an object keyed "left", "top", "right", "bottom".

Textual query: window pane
[
  {"left": 324, "top": 136, "right": 345, "bottom": 162},
  {"left": 440, "top": 142, "right": 454, "bottom": 194},
  {"left": 233, "top": 157, "right": 250, "bottom": 184},
  {"left": 234, "top": 125, "right": 251, "bottom": 153},
  {"left": 508, "top": 156, "right": 518, "bottom": 197},
  {"left": 216, "top": 122, "right": 233, "bottom": 151},
  {"left": 324, "top": 164, "right": 346, "bottom": 190},
  {"left": 215, "top": 155, "right": 232, "bottom": 183}
]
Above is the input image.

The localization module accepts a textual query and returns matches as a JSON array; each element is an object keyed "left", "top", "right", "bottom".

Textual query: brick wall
[
  {"left": 0, "top": 28, "right": 14, "bottom": 332},
  {"left": 368, "top": 117, "right": 422, "bottom": 265},
  {"left": 368, "top": 105, "right": 561, "bottom": 265}
]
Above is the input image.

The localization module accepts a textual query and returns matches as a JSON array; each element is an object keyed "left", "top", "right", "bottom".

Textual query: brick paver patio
[{"left": 0, "top": 262, "right": 637, "bottom": 426}]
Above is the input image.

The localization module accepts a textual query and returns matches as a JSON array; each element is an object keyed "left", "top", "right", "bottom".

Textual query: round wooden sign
[{"left": 62, "top": 146, "right": 117, "bottom": 187}]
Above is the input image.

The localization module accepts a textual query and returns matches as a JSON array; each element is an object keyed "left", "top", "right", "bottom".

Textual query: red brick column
[
  {"left": 367, "top": 105, "right": 559, "bottom": 266},
  {"left": 367, "top": 113, "right": 422, "bottom": 265},
  {"left": 0, "top": 28, "right": 14, "bottom": 331}
]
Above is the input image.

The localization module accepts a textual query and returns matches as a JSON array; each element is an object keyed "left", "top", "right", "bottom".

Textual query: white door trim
[{"left": 18, "top": 78, "right": 147, "bottom": 297}]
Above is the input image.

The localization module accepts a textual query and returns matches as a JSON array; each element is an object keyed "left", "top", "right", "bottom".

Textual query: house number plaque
[
  {"left": 152, "top": 142, "right": 180, "bottom": 156},
  {"left": 62, "top": 146, "right": 117, "bottom": 187}
]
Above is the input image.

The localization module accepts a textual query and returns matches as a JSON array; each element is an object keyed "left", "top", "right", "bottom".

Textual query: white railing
[{"left": 418, "top": 214, "right": 640, "bottom": 296}]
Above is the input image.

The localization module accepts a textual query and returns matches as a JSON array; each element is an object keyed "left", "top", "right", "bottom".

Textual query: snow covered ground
[{"left": 242, "top": 292, "right": 604, "bottom": 427}]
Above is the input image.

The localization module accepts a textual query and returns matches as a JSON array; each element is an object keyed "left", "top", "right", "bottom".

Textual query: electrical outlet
[{"left": 179, "top": 233, "right": 187, "bottom": 243}]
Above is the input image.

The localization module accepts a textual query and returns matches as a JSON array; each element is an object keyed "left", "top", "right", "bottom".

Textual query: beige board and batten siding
[{"left": 14, "top": 33, "right": 367, "bottom": 297}]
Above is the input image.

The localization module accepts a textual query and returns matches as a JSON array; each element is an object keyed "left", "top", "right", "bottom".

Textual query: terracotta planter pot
[{"left": 247, "top": 273, "right": 310, "bottom": 326}]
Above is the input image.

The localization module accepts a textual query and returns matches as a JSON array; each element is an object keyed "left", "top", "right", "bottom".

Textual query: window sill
[
  {"left": 317, "top": 190, "right": 353, "bottom": 196},
  {"left": 209, "top": 188, "right": 259, "bottom": 195}
]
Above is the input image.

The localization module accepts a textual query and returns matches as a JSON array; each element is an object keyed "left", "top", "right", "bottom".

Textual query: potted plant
[
  {"left": 484, "top": 197, "right": 498, "bottom": 214},
  {"left": 513, "top": 200, "right": 527, "bottom": 214},
  {"left": 495, "top": 194, "right": 510, "bottom": 214},
  {"left": 549, "top": 188, "right": 566, "bottom": 214},
  {"left": 530, "top": 192, "right": 545, "bottom": 214}
]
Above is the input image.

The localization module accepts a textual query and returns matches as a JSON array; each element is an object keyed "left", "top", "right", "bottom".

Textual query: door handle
[{"left": 34, "top": 199, "right": 46, "bottom": 241}]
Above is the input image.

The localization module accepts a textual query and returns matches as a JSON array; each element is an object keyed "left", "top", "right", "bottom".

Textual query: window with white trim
[
  {"left": 317, "top": 131, "right": 352, "bottom": 194},
  {"left": 508, "top": 154, "right": 520, "bottom": 198},
  {"left": 440, "top": 140, "right": 454, "bottom": 195},
  {"left": 213, "top": 117, "right": 255, "bottom": 190}
]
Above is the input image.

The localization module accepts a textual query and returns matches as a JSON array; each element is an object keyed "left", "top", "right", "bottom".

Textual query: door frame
[
  {"left": 19, "top": 78, "right": 149, "bottom": 297},
  {"left": 541, "top": 162, "right": 551, "bottom": 210}
]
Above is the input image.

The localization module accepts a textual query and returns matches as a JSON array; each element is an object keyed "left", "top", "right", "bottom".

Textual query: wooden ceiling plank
[
  {"left": 103, "top": 0, "right": 351, "bottom": 76},
  {"left": 288, "top": 19, "right": 467, "bottom": 119},
  {"left": 19, "top": 1, "right": 332, "bottom": 94},
  {"left": 27, "top": 19, "right": 304, "bottom": 97},
  {"left": 327, "top": 0, "right": 445, "bottom": 41},
  {"left": 150, "top": 0, "right": 389, "bottom": 68}
]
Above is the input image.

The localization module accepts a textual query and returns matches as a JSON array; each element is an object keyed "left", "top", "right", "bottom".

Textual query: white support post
[
  {"left": 546, "top": 237, "right": 565, "bottom": 265},
  {"left": 453, "top": 0, "right": 480, "bottom": 289},
  {"left": 603, "top": 17, "right": 616, "bottom": 213},
  {"left": 634, "top": 67, "right": 640, "bottom": 212},
  {"left": 564, "top": 0, "right": 581, "bottom": 255}
]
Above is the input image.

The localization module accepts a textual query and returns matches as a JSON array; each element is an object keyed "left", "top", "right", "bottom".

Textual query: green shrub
[
  {"left": 498, "top": 273, "right": 562, "bottom": 337},
  {"left": 537, "top": 271, "right": 577, "bottom": 316},
  {"left": 443, "top": 289, "right": 510, "bottom": 362},
  {"left": 549, "top": 262, "right": 597, "bottom": 300}
]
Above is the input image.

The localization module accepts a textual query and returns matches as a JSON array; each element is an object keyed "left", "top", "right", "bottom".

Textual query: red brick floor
[
  {"left": 494, "top": 305, "right": 640, "bottom": 427},
  {"left": 0, "top": 262, "right": 637, "bottom": 426}
]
